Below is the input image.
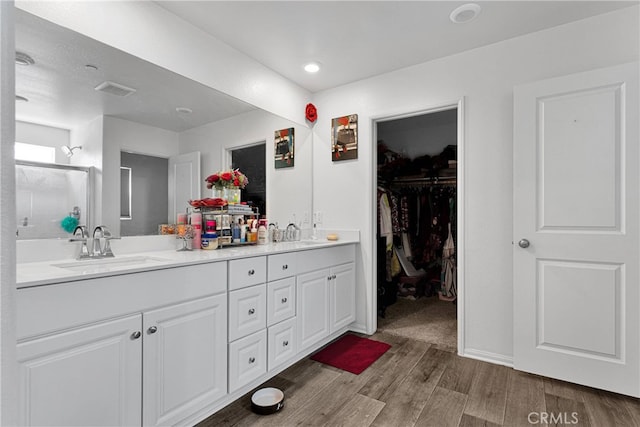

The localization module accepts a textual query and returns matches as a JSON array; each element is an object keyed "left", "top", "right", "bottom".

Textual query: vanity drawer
[
  {"left": 268, "top": 317, "right": 296, "bottom": 371},
  {"left": 229, "top": 284, "right": 266, "bottom": 342},
  {"left": 267, "top": 277, "right": 296, "bottom": 326},
  {"left": 267, "top": 252, "right": 297, "bottom": 282},
  {"left": 228, "top": 330, "right": 267, "bottom": 393},
  {"left": 229, "top": 256, "right": 267, "bottom": 290}
]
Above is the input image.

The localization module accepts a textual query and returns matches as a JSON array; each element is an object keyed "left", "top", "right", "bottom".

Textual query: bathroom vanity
[{"left": 16, "top": 237, "right": 358, "bottom": 426}]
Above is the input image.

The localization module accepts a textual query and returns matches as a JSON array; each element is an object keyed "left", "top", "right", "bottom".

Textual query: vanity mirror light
[{"left": 15, "top": 7, "right": 312, "bottom": 239}]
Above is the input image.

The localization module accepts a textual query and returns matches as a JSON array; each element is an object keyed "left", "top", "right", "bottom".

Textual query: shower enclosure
[{"left": 16, "top": 160, "right": 92, "bottom": 240}]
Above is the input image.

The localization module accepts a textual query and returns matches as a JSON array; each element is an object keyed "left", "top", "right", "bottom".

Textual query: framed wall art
[
  {"left": 274, "top": 127, "right": 294, "bottom": 168},
  {"left": 331, "top": 114, "right": 358, "bottom": 161}
]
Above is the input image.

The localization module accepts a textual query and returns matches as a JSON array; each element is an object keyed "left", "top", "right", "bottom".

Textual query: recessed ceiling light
[
  {"left": 15, "top": 52, "right": 35, "bottom": 66},
  {"left": 450, "top": 3, "right": 481, "bottom": 24},
  {"left": 15, "top": 95, "right": 29, "bottom": 102},
  {"left": 176, "top": 107, "right": 193, "bottom": 114},
  {"left": 304, "top": 62, "right": 321, "bottom": 73}
]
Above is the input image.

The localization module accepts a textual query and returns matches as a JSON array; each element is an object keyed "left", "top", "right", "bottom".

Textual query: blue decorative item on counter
[{"left": 61, "top": 216, "right": 79, "bottom": 233}]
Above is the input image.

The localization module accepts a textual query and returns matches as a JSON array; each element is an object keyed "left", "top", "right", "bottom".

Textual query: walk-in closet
[{"left": 376, "top": 108, "right": 458, "bottom": 350}]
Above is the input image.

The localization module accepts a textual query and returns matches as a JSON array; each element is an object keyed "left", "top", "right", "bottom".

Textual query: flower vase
[
  {"left": 212, "top": 188, "right": 225, "bottom": 199},
  {"left": 225, "top": 187, "right": 241, "bottom": 204}
]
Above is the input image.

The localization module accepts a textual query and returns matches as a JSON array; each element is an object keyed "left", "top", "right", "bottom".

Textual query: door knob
[{"left": 518, "top": 239, "right": 530, "bottom": 248}]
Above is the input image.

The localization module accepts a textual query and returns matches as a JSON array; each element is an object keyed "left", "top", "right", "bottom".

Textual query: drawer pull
[
  {"left": 249, "top": 357, "right": 256, "bottom": 364},
  {"left": 327, "top": 276, "right": 332, "bottom": 280},
  {"left": 248, "top": 308, "right": 256, "bottom": 315},
  {"left": 130, "top": 331, "right": 141, "bottom": 340},
  {"left": 332, "top": 274, "right": 337, "bottom": 279},
  {"left": 282, "top": 264, "right": 288, "bottom": 270},
  {"left": 147, "top": 326, "right": 158, "bottom": 334},
  {"left": 248, "top": 269, "right": 255, "bottom": 276},
  {"left": 281, "top": 297, "right": 288, "bottom": 304},
  {"left": 283, "top": 340, "right": 289, "bottom": 347}
]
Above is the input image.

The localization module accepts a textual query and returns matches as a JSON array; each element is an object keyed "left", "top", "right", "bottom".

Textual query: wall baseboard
[{"left": 461, "top": 348, "right": 514, "bottom": 367}]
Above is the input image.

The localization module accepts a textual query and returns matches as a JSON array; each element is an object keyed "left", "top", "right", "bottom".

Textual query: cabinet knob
[
  {"left": 147, "top": 326, "right": 158, "bottom": 334},
  {"left": 281, "top": 297, "right": 288, "bottom": 304},
  {"left": 130, "top": 331, "right": 141, "bottom": 340},
  {"left": 328, "top": 276, "right": 332, "bottom": 280},
  {"left": 332, "top": 274, "right": 337, "bottom": 279},
  {"left": 248, "top": 308, "right": 256, "bottom": 315},
  {"left": 282, "top": 264, "right": 288, "bottom": 270},
  {"left": 283, "top": 340, "right": 289, "bottom": 347},
  {"left": 249, "top": 357, "right": 256, "bottom": 364},
  {"left": 248, "top": 269, "right": 255, "bottom": 276}
]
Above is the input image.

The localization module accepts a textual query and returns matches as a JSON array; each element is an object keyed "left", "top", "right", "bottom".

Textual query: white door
[
  {"left": 17, "top": 315, "right": 142, "bottom": 426},
  {"left": 513, "top": 62, "right": 639, "bottom": 397},
  {"left": 142, "top": 294, "right": 227, "bottom": 426},
  {"left": 168, "top": 151, "right": 200, "bottom": 224},
  {"left": 330, "top": 262, "right": 356, "bottom": 333}
]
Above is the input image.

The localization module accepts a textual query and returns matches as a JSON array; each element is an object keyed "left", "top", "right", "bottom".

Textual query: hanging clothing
[
  {"left": 441, "top": 222, "right": 457, "bottom": 299},
  {"left": 379, "top": 192, "right": 392, "bottom": 246}
]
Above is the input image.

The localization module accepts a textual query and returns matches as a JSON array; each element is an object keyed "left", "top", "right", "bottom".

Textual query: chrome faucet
[
  {"left": 69, "top": 225, "right": 91, "bottom": 259},
  {"left": 92, "top": 225, "right": 117, "bottom": 258}
]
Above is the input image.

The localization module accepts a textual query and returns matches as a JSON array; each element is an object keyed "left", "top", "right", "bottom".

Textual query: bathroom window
[{"left": 15, "top": 142, "right": 55, "bottom": 163}]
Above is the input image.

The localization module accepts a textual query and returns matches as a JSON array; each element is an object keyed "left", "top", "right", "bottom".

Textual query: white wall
[
  {"left": 312, "top": 7, "right": 640, "bottom": 362},
  {"left": 16, "top": 1, "right": 311, "bottom": 125},
  {"left": 70, "top": 115, "right": 103, "bottom": 230},
  {"left": 15, "top": 121, "right": 70, "bottom": 164},
  {"left": 179, "top": 109, "right": 312, "bottom": 228},
  {"left": 0, "top": 2, "right": 17, "bottom": 423}
]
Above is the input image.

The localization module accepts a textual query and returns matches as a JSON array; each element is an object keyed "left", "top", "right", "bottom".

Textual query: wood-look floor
[{"left": 197, "top": 331, "right": 640, "bottom": 427}]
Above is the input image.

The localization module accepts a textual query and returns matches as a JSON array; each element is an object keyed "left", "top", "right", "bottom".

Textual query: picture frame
[{"left": 331, "top": 114, "right": 358, "bottom": 161}]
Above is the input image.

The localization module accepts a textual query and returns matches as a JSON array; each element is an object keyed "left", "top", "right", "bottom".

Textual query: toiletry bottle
[
  {"left": 232, "top": 221, "right": 241, "bottom": 243},
  {"left": 258, "top": 223, "right": 267, "bottom": 245},
  {"left": 239, "top": 219, "right": 246, "bottom": 242},
  {"left": 250, "top": 221, "right": 258, "bottom": 243},
  {"left": 191, "top": 212, "right": 202, "bottom": 250}
]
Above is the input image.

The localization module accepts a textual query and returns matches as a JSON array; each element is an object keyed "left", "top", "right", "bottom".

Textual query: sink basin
[
  {"left": 53, "top": 255, "right": 170, "bottom": 273},
  {"left": 296, "top": 240, "right": 328, "bottom": 245}
]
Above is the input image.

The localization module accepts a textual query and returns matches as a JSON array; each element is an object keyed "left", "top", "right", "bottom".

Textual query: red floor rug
[{"left": 310, "top": 334, "right": 391, "bottom": 375}]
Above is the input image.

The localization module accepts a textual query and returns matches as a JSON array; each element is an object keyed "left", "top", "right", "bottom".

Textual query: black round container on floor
[{"left": 251, "top": 387, "right": 285, "bottom": 415}]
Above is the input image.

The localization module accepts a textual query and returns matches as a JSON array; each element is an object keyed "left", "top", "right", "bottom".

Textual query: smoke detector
[{"left": 94, "top": 81, "right": 137, "bottom": 97}]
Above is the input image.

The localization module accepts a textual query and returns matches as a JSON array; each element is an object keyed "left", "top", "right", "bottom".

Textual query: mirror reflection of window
[
  {"left": 120, "top": 167, "right": 132, "bottom": 220},
  {"left": 15, "top": 142, "right": 56, "bottom": 163},
  {"left": 231, "top": 143, "right": 266, "bottom": 216}
]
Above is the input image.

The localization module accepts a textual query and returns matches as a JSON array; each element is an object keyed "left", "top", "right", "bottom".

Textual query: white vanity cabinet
[
  {"left": 142, "top": 294, "right": 227, "bottom": 427},
  {"left": 296, "top": 245, "right": 356, "bottom": 354},
  {"left": 17, "top": 314, "right": 143, "bottom": 427},
  {"left": 17, "top": 261, "right": 228, "bottom": 427}
]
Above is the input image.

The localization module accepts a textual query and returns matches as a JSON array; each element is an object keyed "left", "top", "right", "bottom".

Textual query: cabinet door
[
  {"left": 330, "top": 262, "right": 356, "bottom": 333},
  {"left": 297, "top": 269, "right": 330, "bottom": 353},
  {"left": 143, "top": 294, "right": 227, "bottom": 427},
  {"left": 17, "top": 315, "right": 142, "bottom": 427}
]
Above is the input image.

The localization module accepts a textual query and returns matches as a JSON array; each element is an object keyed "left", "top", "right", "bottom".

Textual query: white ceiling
[
  {"left": 156, "top": 1, "right": 638, "bottom": 93},
  {"left": 14, "top": 9, "right": 256, "bottom": 132}
]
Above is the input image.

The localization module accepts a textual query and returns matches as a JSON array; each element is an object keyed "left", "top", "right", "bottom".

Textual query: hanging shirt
[{"left": 379, "top": 192, "right": 393, "bottom": 246}]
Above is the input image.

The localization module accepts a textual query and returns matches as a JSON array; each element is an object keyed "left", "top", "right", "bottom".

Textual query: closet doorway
[{"left": 374, "top": 103, "right": 462, "bottom": 352}]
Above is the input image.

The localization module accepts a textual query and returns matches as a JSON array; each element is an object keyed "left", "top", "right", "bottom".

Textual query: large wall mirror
[{"left": 15, "top": 7, "right": 312, "bottom": 238}]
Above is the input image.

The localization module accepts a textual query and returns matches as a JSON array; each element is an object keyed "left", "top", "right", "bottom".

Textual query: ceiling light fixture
[
  {"left": 449, "top": 3, "right": 481, "bottom": 24},
  {"left": 60, "top": 145, "right": 82, "bottom": 158},
  {"left": 176, "top": 107, "right": 193, "bottom": 114},
  {"left": 15, "top": 51, "right": 35, "bottom": 66},
  {"left": 304, "top": 62, "right": 321, "bottom": 73}
]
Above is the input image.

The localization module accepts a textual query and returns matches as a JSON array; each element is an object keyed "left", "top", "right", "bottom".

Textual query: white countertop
[{"left": 17, "top": 237, "right": 359, "bottom": 289}]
